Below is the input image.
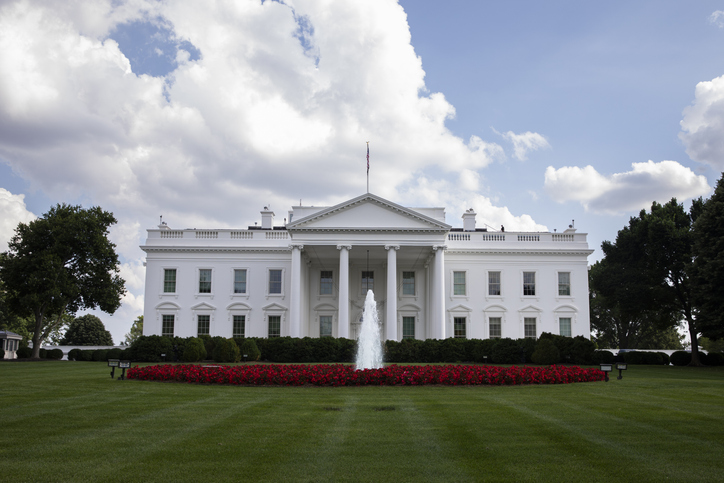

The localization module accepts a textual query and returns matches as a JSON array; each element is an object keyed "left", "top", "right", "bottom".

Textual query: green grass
[{"left": 1, "top": 362, "right": 723, "bottom": 482}]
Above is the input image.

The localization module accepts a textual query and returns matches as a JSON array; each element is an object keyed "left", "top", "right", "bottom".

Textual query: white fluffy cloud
[
  {"left": 709, "top": 10, "right": 724, "bottom": 28},
  {"left": 0, "top": 188, "right": 36, "bottom": 252},
  {"left": 495, "top": 129, "right": 550, "bottom": 161},
  {"left": 544, "top": 161, "right": 711, "bottom": 214},
  {"left": 679, "top": 74, "right": 724, "bottom": 170}
]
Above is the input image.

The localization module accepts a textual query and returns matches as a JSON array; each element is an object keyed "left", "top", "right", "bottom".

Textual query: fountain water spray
[{"left": 355, "top": 289, "right": 384, "bottom": 370}]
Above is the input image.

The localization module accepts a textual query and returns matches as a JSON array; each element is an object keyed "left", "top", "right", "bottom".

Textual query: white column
[
  {"left": 432, "top": 245, "right": 446, "bottom": 339},
  {"left": 289, "top": 244, "right": 303, "bottom": 338},
  {"left": 337, "top": 245, "right": 351, "bottom": 338},
  {"left": 385, "top": 245, "right": 399, "bottom": 341}
]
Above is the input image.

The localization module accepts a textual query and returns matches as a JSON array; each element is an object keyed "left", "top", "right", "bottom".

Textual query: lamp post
[
  {"left": 616, "top": 363, "right": 628, "bottom": 380},
  {"left": 600, "top": 363, "right": 613, "bottom": 382}
]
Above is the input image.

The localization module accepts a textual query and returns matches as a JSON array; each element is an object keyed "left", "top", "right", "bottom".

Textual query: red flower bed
[{"left": 127, "top": 364, "right": 604, "bottom": 386}]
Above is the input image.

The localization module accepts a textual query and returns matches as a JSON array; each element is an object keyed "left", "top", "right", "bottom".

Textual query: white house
[{"left": 141, "top": 193, "right": 593, "bottom": 341}]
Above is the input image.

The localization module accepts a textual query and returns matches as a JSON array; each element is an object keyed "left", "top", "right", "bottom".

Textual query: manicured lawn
[{"left": 1, "top": 362, "right": 723, "bottom": 482}]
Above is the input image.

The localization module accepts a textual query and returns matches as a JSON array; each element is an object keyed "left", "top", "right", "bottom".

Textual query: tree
[
  {"left": 124, "top": 315, "right": 143, "bottom": 345},
  {"left": 0, "top": 204, "right": 125, "bottom": 358},
  {"left": 691, "top": 173, "right": 724, "bottom": 341},
  {"left": 60, "top": 314, "right": 113, "bottom": 345},
  {"left": 590, "top": 198, "right": 704, "bottom": 364}
]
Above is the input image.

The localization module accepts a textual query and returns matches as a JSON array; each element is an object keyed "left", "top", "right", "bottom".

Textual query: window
[
  {"left": 320, "top": 316, "right": 333, "bottom": 337},
  {"left": 163, "top": 269, "right": 176, "bottom": 293},
  {"left": 268, "top": 315, "right": 281, "bottom": 338},
  {"left": 199, "top": 269, "right": 212, "bottom": 293},
  {"left": 162, "top": 315, "right": 174, "bottom": 338},
  {"left": 453, "top": 271, "right": 466, "bottom": 296},
  {"left": 362, "top": 271, "right": 374, "bottom": 292},
  {"left": 558, "top": 272, "right": 571, "bottom": 296},
  {"left": 234, "top": 269, "right": 247, "bottom": 294},
  {"left": 488, "top": 271, "right": 501, "bottom": 296},
  {"left": 197, "top": 315, "right": 210, "bottom": 336},
  {"left": 402, "top": 271, "right": 415, "bottom": 295},
  {"left": 269, "top": 269, "right": 282, "bottom": 294},
  {"left": 320, "top": 271, "right": 333, "bottom": 295},
  {"left": 523, "top": 272, "right": 536, "bottom": 296},
  {"left": 559, "top": 317, "right": 572, "bottom": 337},
  {"left": 454, "top": 317, "right": 466, "bottom": 338},
  {"left": 489, "top": 317, "right": 502, "bottom": 339},
  {"left": 233, "top": 315, "right": 245, "bottom": 338},
  {"left": 402, "top": 316, "right": 415, "bottom": 339},
  {"left": 524, "top": 317, "right": 537, "bottom": 339}
]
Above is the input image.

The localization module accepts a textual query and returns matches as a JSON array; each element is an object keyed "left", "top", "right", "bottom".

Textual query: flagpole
[{"left": 366, "top": 141, "right": 370, "bottom": 193}]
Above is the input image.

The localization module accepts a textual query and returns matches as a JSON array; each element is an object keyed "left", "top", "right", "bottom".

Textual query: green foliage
[
  {"left": 91, "top": 349, "right": 109, "bottom": 362},
  {"left": 592, "top": 350, "right": 615, "bottom": 364},
  {"left": 61, "top": 314, "right": 113, "bottom": 346},
  {"left": 182, "top": 337, "right": 207, "bottom": 363},
  {"left": 68, "top": 348, "right": 82, "bottom": 361},
  {"left": 124, "top": 315, "right": 143, "bottom": 345},
  {"left": 16, "top": 347, "right": 32, "bottom": 358},
  {"left": 0, "top": 348, "right": 3, "bottom": 359},
  {"left": 623, "top": 351, "right": 664, "bottom": 365},
  {"left": 532, "top": 338, "right": 560, "bottom": 365},
  {"left": 238, "top": 338, "right": 261, "bottom": 361},
  {"left": 0, "top": 204, "right": 126, "bottom": 358},
  {"left": 129, "top": 335, "right": 173, "bottom": 362},
  {"left": 706, "top": 352, "right": 723, "bottom": 366},
  {"left": 47, "top": 348, "right": 63, "bottom": 360},
  {"left": 106, "top": 348, "right": 122, "bottom": 359},
  {"left": 80, "top": 349, "right": 94, "bottom": 361},
  {"left": 213, "top": 338, "right": 240, "bottom": 363},
  {"left": 692, "top": 174, "right": 724, "bottom": 341},
  {"left": 699, "top": 337, "right": 724, "bottom": 354},
  {"left": 492, "top": 338, "right": 524, "bottom": 364},
  {"left": 439, "top": 338, "right": 466, "bottom": 362},
  {"left": 39, "top": 348, "right": 47, "bottom": 358},
  {"left": 670, "top": 351, "right": 692, "bottom": 366}
]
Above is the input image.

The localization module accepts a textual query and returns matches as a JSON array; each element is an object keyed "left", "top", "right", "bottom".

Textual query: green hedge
[
  {"left": 16, "top": 347, "right": 32, "bottom": 358},
  {"left": 182, "top": 338, "right": 207, "bottom": 363},
  {"left": 706, "top": 352, "right": 723, "bottom": 366},
  {"left": 670, "top": 351, "right": 691, "bottom": 366},
  {"left": 68, "top": 348, "right": 83, "bottom": 361},
  {"left": 48, "top": 348, "right": 64, "bottom": 360},
  {"left": 213, "top": 338, "right": 240, "bottom": 363}
]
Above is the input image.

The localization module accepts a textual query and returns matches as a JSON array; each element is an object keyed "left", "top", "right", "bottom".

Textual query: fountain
[{"left": 355, "top": 289, "right": 384, "bottom": 370}]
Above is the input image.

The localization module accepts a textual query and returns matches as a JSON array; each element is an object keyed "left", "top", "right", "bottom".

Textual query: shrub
[
  {"left": 312, "top": 337, "right": 340, "bottom": 362},
  {"left": 519, "top": 338, "right": 537, "bottom": 363},
  {"left": 182, "top": 337, "right": 207, "bottom": 363},
  {"left": 706, "top": 352, "right": 724, "bottom": 366},
  {"left": 592, "top": 350, "right": 615, "bottom": 364},
  {"left": 670, "top": 351, "right": 691, "bottom": 366},
  {"left": 439, "top": 338, "right": 466, "bottom": 363},
  {"left": 239, "top": 338, "right": 261, "bottom": 362},
  {"left": 48, "top": 348, "right": 64, "bottom": 360},
  {"left": 39, "top": 348, "right": 47, "bottom": 359},
  {"left": 569, "top": 337, "right": 595, "bottom": 365},
  {"left": 213, "top": 338, "right": 241, "bottom": 363},
  {"left": 492, "top": 338, "right": 522, "bottom": 364},
  {"left": 68, "top": 348, "right": 83, "bottom": 361},
  {"left": 129, "top": 335, "right": 174, "bottom": 362},
  {"left": 697, "top": 352, "right": 709, "bottom": 365},
  {"left": 80, "top": 349, "right": 94, "bottom": 361},
  {"left": 0, "top": 348, "right": 4, "bottom": 359},
  {"left": 532, "top": 338, "right": 560, "bottom": 365},
  {"left": 419, "top": 338, "right": 440, "bottom": 363},
  {"left": 92, "top": 349, "right": 109, "bottom": 361},
  {"left": 16, "top": 347, "right": 32, "bottom": 358},
  {"left": 658, "top": 352, "right": 671, "bottom": 365},
  {"left": 106, "top": 348, "right": 122, "bottom": 360}
]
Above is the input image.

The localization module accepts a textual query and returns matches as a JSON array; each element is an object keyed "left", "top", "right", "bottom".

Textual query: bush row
[
  {"left": 669, "top": 351, "right": 724, "bottom": 366},
  {"left": 14, "top": 347, "right": 64, "bottom": 359}
]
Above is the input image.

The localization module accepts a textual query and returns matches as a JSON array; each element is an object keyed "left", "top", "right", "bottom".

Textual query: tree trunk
[
  {"left": 31, "top": 311, "right": 44, "bottom": 359},
  {"left": 687, "top": 318, "right": 703, "bottom": 366}
]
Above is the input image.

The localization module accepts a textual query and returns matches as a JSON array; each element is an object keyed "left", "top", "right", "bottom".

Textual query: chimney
[
  {"left": 462, "top": 208, "right": 476, "bottom": 232},
  {"left": 261, "top": 206, "right": 274, "bottom": 229}
]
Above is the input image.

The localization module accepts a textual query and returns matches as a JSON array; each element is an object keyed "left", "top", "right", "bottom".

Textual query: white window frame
[
  {"left": 227, "top": 303, "right": 252, "bottom": 339},
  {"left": 524, "top": 317, "right": 537, "bottom": 339},
  {"left": 361, "top": 270, "right": 374, "bottom": 295},
  {"left": 559, "top": 317, "right": 572, "bottom": 337},
  {"left": 451, "top": 270, "right": 468, "bottom": 298},
  {"left": 557, "top": 271, "right": 572, "bottom": 298},
  {"left": 267, "top": 268, "right": 285, "bottom": 298},
  {"left": 232, "top": 314, "right": 246, "bottom": 338},
  {"left": 197, "top": 268, "right": 213, "bottom": 297},
  {"left": 268, "top": 314, "right": 282, "bottom": 338},
  {"left": 232, "top": 268, "right": 249, "bottom": 296},
  {"left": 488, "top": 316, "right": 503, "bottom": 339},
  {"left": 402, "top": 315, "right": 416, "bottom": 340},
  {"left": 401, "top": 270, "right": 416, "bottom": 297},
  {"left": 161, "top": 314, "right": 175, "bottom": 338},
  {"left": 197, "top": 314, "right": 211, "bottom": 336},
  {"left": 319, "top": 270, "right": 335, "bottom": 296},
  {"left": 522, "top": 270, "right": 538, "bottom": 298},
  {"left": 319, "top": 314, "right": 334, "bottom": 337},
  {"left": 162, "top": 268, "right": 178, "bottom": 294},
  {"left": 487, "top": 270, "right": 502, "bottom": 298},
  {"left": 453, "top": 316, "right": 467, "bottom": 339}
]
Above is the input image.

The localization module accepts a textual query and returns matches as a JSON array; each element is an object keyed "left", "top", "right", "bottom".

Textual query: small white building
[
  {"left": 1, "top": 330, "right": 23, "bottom": 359},
  {"left": 141, "top": 193, "right": 593, "bottom": 341}
]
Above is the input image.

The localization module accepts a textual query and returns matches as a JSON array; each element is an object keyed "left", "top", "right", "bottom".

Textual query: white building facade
[{"left": 141, "top": 194, "right": 593, "bottom": 341}]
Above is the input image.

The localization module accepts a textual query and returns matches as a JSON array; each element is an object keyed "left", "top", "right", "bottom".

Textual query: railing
[
  {"left": 448, "top": 233, "right": 470, "bottom": 241},
  {"left": 517, "top": 235, "right": 540, "bottom": 242},
  {"left": 231, "top": 231, "right": 253, "bottom": 239},
  {"left": 195, "top": 231, "right": 218, "bottom": 239},
  {"left": 265, "top": 231, "right": 289, "bottom": 239},
  {"left": 481, "top": 234, "right": 505, "bottom": 241},
  {"left": 552, "top": 234, "right": 574, "bottom": 242},
  {"left": 160, "top": 231, "right": 183, "bottom": 238}
]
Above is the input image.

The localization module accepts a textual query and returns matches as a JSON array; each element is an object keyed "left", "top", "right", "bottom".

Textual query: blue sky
[{"left": 1, "top": 0, "right": 722, "bottom": 342}]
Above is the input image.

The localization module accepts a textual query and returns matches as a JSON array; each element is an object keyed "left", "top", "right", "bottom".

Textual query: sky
[{"left": 1, "top": 0, "right": 723, "bottom": 343}]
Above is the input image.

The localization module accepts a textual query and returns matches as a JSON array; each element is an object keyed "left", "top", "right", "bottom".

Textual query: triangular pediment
[{"left": 287, "top": 194, "right": 450, "bottom": 232}]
